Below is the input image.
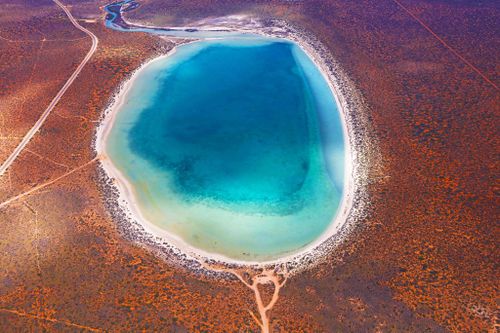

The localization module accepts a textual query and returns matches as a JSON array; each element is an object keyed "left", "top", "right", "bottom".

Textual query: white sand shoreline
[{"left": 95, "top": 18, "right": 369, "bottom": 270}]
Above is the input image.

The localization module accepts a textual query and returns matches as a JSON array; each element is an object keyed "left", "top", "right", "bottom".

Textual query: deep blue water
[
  {"left": 130, "top": 42, "right": 314, "bottom": 213},
  {"left": 106, "top": 38, "right": 345, "bottom": 261}
]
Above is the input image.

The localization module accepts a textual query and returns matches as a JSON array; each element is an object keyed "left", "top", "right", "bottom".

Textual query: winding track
[{"left": 0, "top": 0, "right": 98, "bottom": 177}]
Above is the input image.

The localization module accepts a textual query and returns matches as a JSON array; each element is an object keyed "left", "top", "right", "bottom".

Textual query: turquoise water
[{"left": 106, "top": 38, "right": 345, "bottom": 261}]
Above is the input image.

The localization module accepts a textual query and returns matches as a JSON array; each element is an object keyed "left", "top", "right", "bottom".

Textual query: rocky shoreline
[{"left": 93, "top": 13, "right": 380, "bottom": 276}]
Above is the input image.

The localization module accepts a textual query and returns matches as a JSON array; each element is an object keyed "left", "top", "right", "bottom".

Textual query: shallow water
[
  {"left": 104, "top": 0, "right": 257, "bottom": 39},
  {"left": 106, "top": 38, "right": 345, "bottom": 261}
]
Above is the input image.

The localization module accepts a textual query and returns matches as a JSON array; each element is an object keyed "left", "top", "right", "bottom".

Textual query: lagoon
[{"left": 104, "top": 38, "right": 345, "bottom": 261}]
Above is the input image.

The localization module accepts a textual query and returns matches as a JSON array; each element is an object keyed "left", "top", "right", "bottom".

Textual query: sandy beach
[{"left": 95, "top": 17, "right": 366, "bottom": 270}]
